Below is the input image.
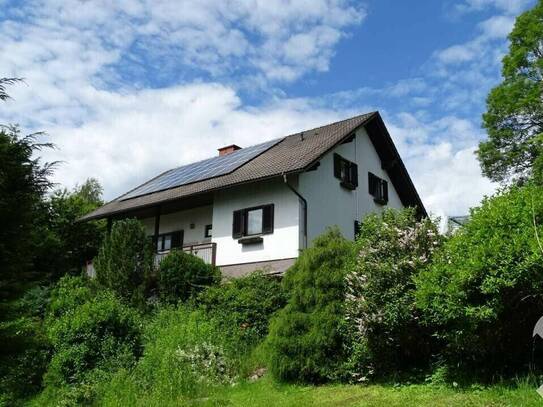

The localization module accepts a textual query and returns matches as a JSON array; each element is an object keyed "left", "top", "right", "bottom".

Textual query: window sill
[
  {"left": 238, "top": 236, "right": 264, "bottom": 245},
  {"left": 340, "top": 181, "right": 357, "bottom": 190},
  {"left": 373, "top": 197, "right": 388, "bottom": 205}
]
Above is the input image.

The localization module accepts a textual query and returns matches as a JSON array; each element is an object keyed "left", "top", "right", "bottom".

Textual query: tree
[
  {"left": 344, "top": 209, "right": 441, "bottom": 380},
  {"left": 0, "top": 126, "right": 54, "bottom": 294},
  {"left": 478, "top": 1, "right": 543, "bottom": 184},
  {"left": 94, "top": 219, "right": 153, "bottom": 307},
  {"left": 34, "top": 179, "right": 105, "bottom": 278},
  {"left": 416, "top": 185, "right": 543, "bottom": 377},
  {"left": 267, "top": 228, "right": 354, "bottom": 383},
  {"left": 0, "top": 77, "right": 23, "bottom": 101}
]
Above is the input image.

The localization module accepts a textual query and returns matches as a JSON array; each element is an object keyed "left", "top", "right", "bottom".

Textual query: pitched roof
[{"left": 81, "top": 112, "right": 426, "bottom": 221}]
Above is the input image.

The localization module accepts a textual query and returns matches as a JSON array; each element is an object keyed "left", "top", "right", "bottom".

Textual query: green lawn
[{"left": 203, "top": 377, "right": 542, "bottom": 407}]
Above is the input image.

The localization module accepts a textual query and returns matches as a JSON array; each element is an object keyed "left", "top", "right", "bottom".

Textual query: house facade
[{"left": 82, "top": 112, "right": 426, "bottom": 277}]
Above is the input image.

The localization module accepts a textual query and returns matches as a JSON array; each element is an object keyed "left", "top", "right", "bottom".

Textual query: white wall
[
  {"left": 298, "top": 126, "right": 404, "bottom": 243},
  {"left": 141, "top": 205, "right": 213, "bottom": 245},
  {"left": 212, "top": 178, "right": 300, "bottom": 266}
]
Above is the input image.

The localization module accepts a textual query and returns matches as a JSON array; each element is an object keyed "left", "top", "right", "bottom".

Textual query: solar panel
[{"left": 121, "top": 138, "right": 280, "bottom": 200}]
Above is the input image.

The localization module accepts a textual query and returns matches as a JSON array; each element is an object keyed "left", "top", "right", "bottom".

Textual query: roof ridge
[{"left": 285, "top": 111, "right": 378, "bottom": 138}]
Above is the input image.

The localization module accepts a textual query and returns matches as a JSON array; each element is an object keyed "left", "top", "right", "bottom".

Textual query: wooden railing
[{"left": 154, "top": 242, "right": 217, "bottom": 266}]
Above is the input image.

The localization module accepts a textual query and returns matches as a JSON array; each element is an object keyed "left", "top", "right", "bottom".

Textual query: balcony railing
[{"left": 154, "top": 242, "right": 217, "bottom": 267}]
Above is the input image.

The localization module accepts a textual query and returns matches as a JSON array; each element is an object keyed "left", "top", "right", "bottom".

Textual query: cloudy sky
[{"left": 0, "top": 0, "right": 535, "bottom": 218}]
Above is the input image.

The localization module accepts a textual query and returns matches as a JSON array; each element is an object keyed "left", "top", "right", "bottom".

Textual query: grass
[{"left": 200, "top": 376, "right": 542, "bottom": 407}]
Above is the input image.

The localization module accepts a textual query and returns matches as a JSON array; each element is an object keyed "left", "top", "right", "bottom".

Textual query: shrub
[
  {"left": 196, "top": 271, "right": 287, "bottom": 347},
  {"left": 44, "top": 290, "right": 142, "bottom": 387},
  {"left": 416, "top": 184, "right": 543, "bottom": 377},
  {"left": 96, "top": 307, "right": 238, "bottom": 405},
  {"left": 266, "top": 227, "right": 354, "bottom": 383},
  {"left": 158, "top": 250, "right": 220, "bottom": 304},
  {"left": 344, "top": 208, "right": 442, "bottom": 380},
  {"left": 94, "top": 218, "right": 153, "bottom": 306},
  {"left": 47, "top": 275, "right": 95, "bottom": 320}
]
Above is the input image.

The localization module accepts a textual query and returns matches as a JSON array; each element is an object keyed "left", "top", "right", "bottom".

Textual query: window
[
  {"left": 368, "top": 172, "right": 388, "bottom": 205},
  {"left": 232, "top": 204, "right": 274, "bottom": 238},
  {"left": 205, "top": 224, "right": 212, "bottom": 238},
  {"left": 333, "top": 153, "right": 358, "bottom": 190},
  {"left": 155, "top": 230, "right": 183, "bottom": 252}
]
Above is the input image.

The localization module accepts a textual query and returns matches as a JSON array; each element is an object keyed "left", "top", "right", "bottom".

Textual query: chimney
[{"left": 218, "top": 144, "right": 241, "bottom": 156}]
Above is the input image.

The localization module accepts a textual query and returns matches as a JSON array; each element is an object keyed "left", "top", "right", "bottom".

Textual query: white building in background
[{"left": 81, "top": 112, "right": 426, "bottom": 278}]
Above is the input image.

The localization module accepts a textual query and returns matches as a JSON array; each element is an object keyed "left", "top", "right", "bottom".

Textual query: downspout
[{"left": 283, "top": 173, "right": 308, "bottom": 250}]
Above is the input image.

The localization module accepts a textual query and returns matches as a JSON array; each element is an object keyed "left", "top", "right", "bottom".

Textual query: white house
[{"left": 81, "top": 112, "right": 426, "bottom": 277}]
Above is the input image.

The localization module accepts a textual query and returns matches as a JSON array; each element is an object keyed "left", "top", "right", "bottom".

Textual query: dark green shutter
[
  {"left": 368, "top": 172, "right": 376, "bottom": 196},
  {"left": 233, "top": 210, "right": 244, "bottom": 238},
  {"left": 171, "top": 230, "right": 183, "bottom": 249},
  {"left": 350, "top": 162, "right": 358, "bottom": 187},
  {"left": 262, "top": 204, "right": 274, "bottom": 234},
  {"left": 333, "top": 154, "right": 342, "bottom": 179},
  {"left": 382, "top": 180, "right": 389, "bottom": 203}
]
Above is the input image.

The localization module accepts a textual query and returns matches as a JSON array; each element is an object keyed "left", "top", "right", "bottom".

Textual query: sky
[{"left": 0, "top": 0, "right": 536, "bottom": 219}]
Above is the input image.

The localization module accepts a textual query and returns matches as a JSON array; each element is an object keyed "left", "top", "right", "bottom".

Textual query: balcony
[{"left": 154, "top": 242, "right": 217, "bottom": 267}]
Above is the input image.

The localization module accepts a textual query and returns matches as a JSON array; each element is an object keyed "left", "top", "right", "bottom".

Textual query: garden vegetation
[{"left": 3, "top": 2, "right": 543, "bottom": 404}]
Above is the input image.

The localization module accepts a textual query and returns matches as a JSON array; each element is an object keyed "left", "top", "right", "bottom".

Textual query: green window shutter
[
  {"left": 333, "top": 153, "right": 342, "bottom": 179},
  {"left": 171, "top": 231, "right": 183, "bottom": 248},
  {"left": 382, "top": 180, "right": 389, "bottom": 203},
  {"left": 232, "top": 210, "right": 244, "bottom": 238},
  {"left": 262, "top": 204, "right": 274, "bottom": 234},
  {"left": 350, "top": 162, "right": 358, "bottom": 187}
]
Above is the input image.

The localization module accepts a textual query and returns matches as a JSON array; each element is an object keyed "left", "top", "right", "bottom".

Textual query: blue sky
[{"left": 0, "top": 0, "right": 536, "bottom": 218}]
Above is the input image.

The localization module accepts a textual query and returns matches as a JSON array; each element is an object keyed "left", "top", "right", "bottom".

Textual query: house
[
  {"left": 447, "top": 215, "right": 469, "bottom": 232},
  {"left": 81, "top": 112, "right": 426, "bottom": 277}
]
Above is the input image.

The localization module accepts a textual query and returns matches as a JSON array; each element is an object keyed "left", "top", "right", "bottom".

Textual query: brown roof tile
[{"left": 81, "top": 112, "right": 425, "bottom": 221}]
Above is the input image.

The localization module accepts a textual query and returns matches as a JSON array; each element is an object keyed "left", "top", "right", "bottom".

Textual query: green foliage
[
  {"left": 267, "top": 227, "right": 354, "bottom": 383},
  {"left": 344, "top": 209, "right": 442, "bottom": 380},
  {"left": 34, "top": 179, "right": 105, "bottom": 279},
  {"left": 44, "top": 289, "right": 142, "bottom": 387},
  {"left": 0, "top": 313, "right": 50, "bottom": 405},
  {"left": 416, "top": 184, "right": 543, "bottom": 376},
  {"left": 46, "top": 275, "right": 95, "bottom": 320},
  {"left": 95, "top": 307, "right": 239, "bottom": 405},
  {"left": 0, "top": 125, "right": 53, "bottom": 297},
  {"left": 94, "top": 218, "right": 153, "bottom": 306},
  {"left": 197, "top": 271, "right": 287, "bottom": 347},
  {"left": 158, "top": 249, "right": 220, "bottom": 304},
  {"left": 478, "top": 0, "right": 543, "bottom": 183}
]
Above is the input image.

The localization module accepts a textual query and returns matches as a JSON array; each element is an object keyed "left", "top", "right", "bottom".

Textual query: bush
[
  {"left": 416, "top": 184, "right": 543, "bottom": 377},
  {"left": 44, "top": 290, "right": 142, "bottom": 387},
  {"left": 196, "top": 271, "right": 287, "bottom": 347},
  {"left": 96, "top": 307, "right": 239, "bottom": 405},
  {"left": 158, "top": 250, "right": 220, "bottom": 304},
  {"left": 47, "top": 275, "right": 95, "bottom": 320},
  {"left": 266, "top": 227, "right": 354, "bottom": 383},
  {"left": 344, "top": 208, "right": 442, "bottom": 380},
  {"left": 94, "top": 218, "right": 153, "bottom": 306}
]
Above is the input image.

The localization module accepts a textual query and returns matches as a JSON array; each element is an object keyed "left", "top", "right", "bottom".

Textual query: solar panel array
[{"left": 121, "top": 139, "right": 280, "bottom": 200}]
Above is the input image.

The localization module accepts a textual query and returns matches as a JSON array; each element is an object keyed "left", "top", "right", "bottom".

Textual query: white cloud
[
  {"left": 0, "top": 0, "right": 504, "bottom": 220},
  {"left": 386, "top": 113, "right": 496, "bottom": 218},
  {"left": 1, "top": 0, "right": 364, "bottom": 84},
  {"left": 34, "top": 83, "right": 344, "bottom": 200},
  {"left": 456, "top": 0, "right": 532, "bottom": 15}
]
